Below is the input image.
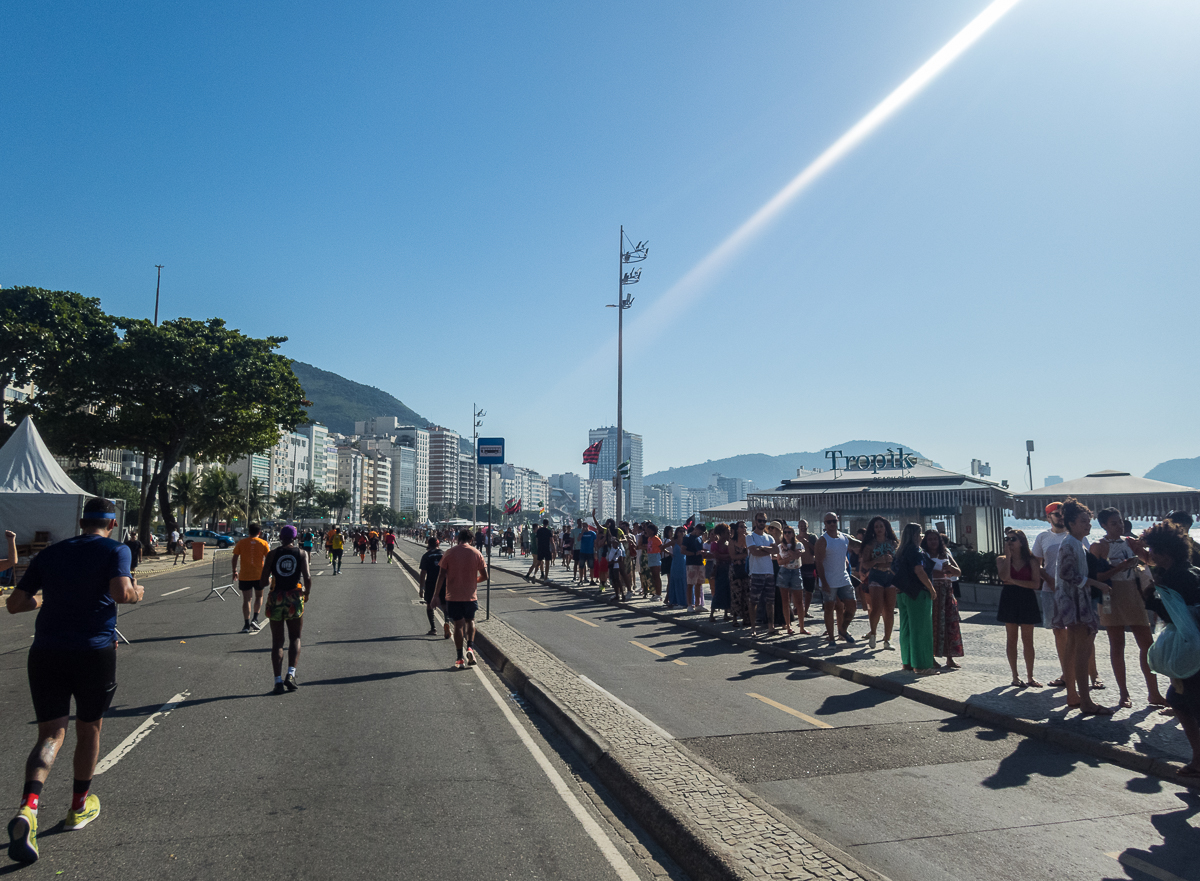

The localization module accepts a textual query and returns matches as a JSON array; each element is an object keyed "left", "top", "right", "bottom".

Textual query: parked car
[{"left": 182, "top": 528, "right": 235, "bottom": 549}]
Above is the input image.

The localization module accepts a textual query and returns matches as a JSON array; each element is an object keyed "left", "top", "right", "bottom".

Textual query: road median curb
[{"left": 394, "top": 545, "right": 885, "bottom": 881}]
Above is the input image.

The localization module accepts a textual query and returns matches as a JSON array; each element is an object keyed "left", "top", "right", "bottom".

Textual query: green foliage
[
  {"left": 170, "top": 472, "right": 199, "bottom": 527},
  {"left": 68, "top": 469, "right": 141, "bottom": 526},
  {"left": 361, "top": 503, "right": 399, "bottom": 527},
  {"left": 194, "top": 469, "right": 242, "bottom": 529},
  {"left": 955, "top": 550, "right": 999, "bottom": 584}
]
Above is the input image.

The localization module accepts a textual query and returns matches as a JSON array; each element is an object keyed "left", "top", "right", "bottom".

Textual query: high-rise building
[
  {"left": 587, "top": 426, "right": 642, "bottom": 515},
  {"left": 549, "top": 473, "right": 591, "bottom": 514},
  {"left": 392, "top": 427, "right": 429, "bottom": 522},
  {"left": 362, "top": 451, "right": 391, "bottom": 509},
  {"left": 589, "top": 478, "right": 616, "bottom": 522},
  {"left": 336, "top": 445, "right": 365, "bottom": 522},
  {"left": 426, "top": 425, "right": 460, "bottom": 513},
  {"left": 305, "top": 423, "right": 332, "bottom": 491},
  {"left": 714, "top": 474, "right": 755, "bottom": 504}
]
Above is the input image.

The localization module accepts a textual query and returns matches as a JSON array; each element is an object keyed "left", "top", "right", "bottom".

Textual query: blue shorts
[
  {"left": 776, "top": 568, "right": 803, "bottom": 590},
  {"left": 813, "top": 584, "right": 855, "bottom": 604},
  {"left": 647, "top": 553, "right": 661, "bottom": 568}
]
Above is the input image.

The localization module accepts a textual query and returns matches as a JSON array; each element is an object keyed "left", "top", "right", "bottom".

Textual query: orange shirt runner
[{"left": 233, "top": 536, "right": 271, "bottom": 582}]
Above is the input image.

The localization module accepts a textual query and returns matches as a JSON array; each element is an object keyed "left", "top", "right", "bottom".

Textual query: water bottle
[{"left": 1102, "top": 588, "right": 1112, "bottom": 615}]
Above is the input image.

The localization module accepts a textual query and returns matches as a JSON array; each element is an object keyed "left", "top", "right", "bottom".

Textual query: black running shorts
[
  {"left": 28, "top": 646, "right": 118, "bottom": 723},
  {"left": 239, "top": 579, "right": 262, "bottom": 593},
  {"left": 445, "top": 600, "right": 478, "bottom": 622}
]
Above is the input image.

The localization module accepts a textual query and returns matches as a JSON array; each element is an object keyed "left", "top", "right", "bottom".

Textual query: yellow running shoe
[
  {"left": 63, "top": 793, "right": 101, "bottom": 831},
  {"left": 7, "top": 806, "right": 38, "bottom": 863}
]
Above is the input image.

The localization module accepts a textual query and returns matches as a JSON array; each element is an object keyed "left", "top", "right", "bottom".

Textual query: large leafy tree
[
  {"left": 108, "top": 317, "right": 307, "bottom": 546},
  {"left": 170, "top": 472, "right": 199, "bottom": 529},
  {"left": 0, "top": 288, "right": 307, "bottom": 548}
]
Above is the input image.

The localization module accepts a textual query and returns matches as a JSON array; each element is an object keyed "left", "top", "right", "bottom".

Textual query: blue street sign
[{"left": 477, "top": 437, "right": 505, "bottom": 465}]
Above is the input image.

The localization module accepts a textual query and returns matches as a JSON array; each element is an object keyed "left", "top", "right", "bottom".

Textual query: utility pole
[
  {"left": 153, "top": 264, "right": 164, "bottom": 326},
  {"left": 609, "top": 228, "right": 647, "bottom": 521},
  {"left": 141, "top": 265, "right": 164, "bottom": 545},
  {"left": 473, "top": 405, "right": 485, "bottom": 526}
]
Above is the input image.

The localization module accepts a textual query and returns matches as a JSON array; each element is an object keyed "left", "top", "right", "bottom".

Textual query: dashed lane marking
[
  {"left": 161, "top": 586, "right": 191, "bottom": 596},
  {"left": 1105, "top": 852, "right": 1184, "bottom": 881},
  {"left": 629, "top": 640, "right": 688, "bottom": 665},
  {"left": 567, "top": 614, "right": 599, "bottom": 628},
  {"left": 746, "top": 692, "right": 833, "bottom": 729},
  {"left": 472, "top": 663, "right": 640, "bottom": 880},
  {"left": 96, "top": 690, "right": 190, "bottom": 775}
]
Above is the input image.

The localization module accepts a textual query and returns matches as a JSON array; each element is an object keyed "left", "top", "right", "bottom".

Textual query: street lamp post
[
  {"left": 473, "top": 405, "right": 485, "bottom": 526},
  {"left": 608, "top": 227, "right": 648, "bottom": 521}
]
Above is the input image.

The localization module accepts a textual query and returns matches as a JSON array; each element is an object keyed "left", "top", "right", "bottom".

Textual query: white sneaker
[
  {"left": 687, "top": 605, "right": 694, "bottom": 612},
  {"left": 883, "top": 639, "right": 894, "bottom": 651},
  {"left": 868, "top": 632, "right": 876, "bottom": 649}
]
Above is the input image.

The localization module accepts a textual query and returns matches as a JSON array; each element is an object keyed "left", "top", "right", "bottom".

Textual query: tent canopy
[
  {"left": 1013, "top": 470, "right": 1200, "bottom": 520},
  {"left": 0, "top": 416, "right": 88, "bottom": 495}
]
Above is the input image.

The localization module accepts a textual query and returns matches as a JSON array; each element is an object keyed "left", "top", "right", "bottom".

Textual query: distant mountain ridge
[
  {"left": 291, "top": 361, "right": 429, "bottom": 436},
  {"left": 1145, "top": 457, "right": 1200, "bottom": 489},
  {"left": 644, "top": 441, "right": 931, "bottom": 491}
]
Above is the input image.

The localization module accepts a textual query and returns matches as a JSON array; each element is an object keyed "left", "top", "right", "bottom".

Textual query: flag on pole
[
  {"left": 504, "top": 498, "right": 523, "bottom": 515},
  {"left": 616, "top": 460, "right": 630, "bottom": 477},
  {"left": 582, "top": 440, "right": 603, "bottom": 464}
]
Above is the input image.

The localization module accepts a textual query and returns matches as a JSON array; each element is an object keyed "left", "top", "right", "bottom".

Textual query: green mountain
[
  {"left": 290, "top": 361, "right": 429, "bottom": 436},
  {"left": 644, "top": 441, "right": 932, "bottom": 490},
  {"left": 1145, "top": 458, "right": 1200, "bottom": 489}
]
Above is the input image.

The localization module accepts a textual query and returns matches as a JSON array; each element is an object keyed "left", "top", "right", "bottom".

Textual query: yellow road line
[
  {"left": 630, "top": 640, "right": 688, "bottom": 665},
  {"left": 528, "top": 597, "right": 549, "bottom": 606},
  {"left": 746, "top": 693, "right": 833, "bottom": 729},
  {"left": 1106, "top": 852, "right": 1184, "bottom": 881},
  {"left": 566, "top": 613, "right": 599, "bottom": 627}
]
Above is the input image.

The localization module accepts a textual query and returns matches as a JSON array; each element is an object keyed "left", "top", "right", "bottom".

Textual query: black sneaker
[
  {"left": 273, "top": 681, "right": 286, "bottom": 695},
  {"left": 250, "top": 619, "right": 262, "bottom": 632},
  {"left": 284, "top": 674, "right": 299, "bottom": 692},
  {"left": 841, "top": 632, "right": 856, "bottom": 644},
  {"left": 426, "top": 628, "right": 436, "bottom": 636},
  {"left": 240, "top": 623, "right": 252, "bottom": 634}
]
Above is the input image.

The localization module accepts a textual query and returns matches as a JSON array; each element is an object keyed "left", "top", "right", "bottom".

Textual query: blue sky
[{"left": 4, "top": 1, "right": 1198, "bottom": 489}]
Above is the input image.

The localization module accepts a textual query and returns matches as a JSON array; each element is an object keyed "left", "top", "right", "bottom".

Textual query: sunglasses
[
  {"left": 823, "top": 519, "right": 837, "bottom": 525},
  {"left": 1004, "top": 537, "right": 1020, "bottom": 543}
]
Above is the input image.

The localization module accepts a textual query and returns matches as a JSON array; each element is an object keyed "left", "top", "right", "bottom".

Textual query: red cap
[{"left": 1044, "top": 502, "right": 1063, "bottom": 514}]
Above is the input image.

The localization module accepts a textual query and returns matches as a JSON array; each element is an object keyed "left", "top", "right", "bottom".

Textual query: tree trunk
[
  {"left": 138, "top": 444, "right": 182, "bottom": 553},
  {"left": 157, "top": 478, "right": 177, "bottom": 536}
]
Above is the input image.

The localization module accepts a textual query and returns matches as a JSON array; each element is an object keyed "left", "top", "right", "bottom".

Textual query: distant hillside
[
  {"left": 1145, "top": 458, "right": 1200, "bottom": 489},
  {"left": 644, "top": 441, "right": 931, "bottom": 490},
  {"left": 290, "top": 361, "right": 429, "bottom": 436}
]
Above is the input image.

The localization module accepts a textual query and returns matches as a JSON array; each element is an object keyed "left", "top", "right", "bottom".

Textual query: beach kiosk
[
  {"left": 1012, "top": 470, "right": 1200, "bottom": 521},
  {"left": 745, "top": 452, "right": 1013, "bottom": 553}
]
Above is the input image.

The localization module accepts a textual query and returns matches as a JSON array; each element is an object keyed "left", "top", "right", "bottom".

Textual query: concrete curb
[
  {"left": 394, "top": 547, "right": 891, "bottom": 881},
  {"left": 483, "top": 558, "right": 1198, "bottom": 792}
]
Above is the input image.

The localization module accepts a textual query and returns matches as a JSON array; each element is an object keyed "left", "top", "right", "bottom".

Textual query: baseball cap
[
  {"left": 280, "top": 525, "right": 298, "bottom": 541},
  {"left": 1044, "top": 502, "right": 1063, "bottom": 515}
]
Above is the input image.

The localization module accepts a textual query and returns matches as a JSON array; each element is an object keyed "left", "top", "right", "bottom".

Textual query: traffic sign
[{"left": 477, "top": 437, "right": 505, "bottom": 465}]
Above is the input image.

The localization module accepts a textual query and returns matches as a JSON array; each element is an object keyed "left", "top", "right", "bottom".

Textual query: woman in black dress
[{"left": 996, "top": 529, "right": 1043, "bottom": 687}]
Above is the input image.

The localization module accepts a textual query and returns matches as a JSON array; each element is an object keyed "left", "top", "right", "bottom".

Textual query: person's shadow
[
  {"left": 981, "top": 735, "right": 1096, "bottom": 790},
  {"left": 1105, "top": 791, "right": 1200, "bottom": 880}
]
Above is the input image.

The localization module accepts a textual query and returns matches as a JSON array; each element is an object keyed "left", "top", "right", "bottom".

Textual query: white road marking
[
  {"left": 473, "top": 664, "right": 640, "bottom": 881},
  {"left": 161, "top": 586, "right": 191, "bottom": 596},
  {"left": 95, "top": 690, "right": 190, "bottom": 775},
  {"left": 1106, "top": 852, "right": 1185, "bottom": 881},
  {"left": 579, "top": 675, "right": 674, "bottom": 740}
]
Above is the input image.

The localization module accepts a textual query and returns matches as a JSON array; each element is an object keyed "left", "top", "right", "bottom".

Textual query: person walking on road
[
  {"left": 260, "top": 525, "right": 312, "bottom": 694},
  {"left": 429, "top": 529, "right": 488, "bottom": 670},
  {"left": 419, "top": 537, "right": 448, "bottom": 638},
  {"left": 232, "top": 523, "right": 271, "bottom": 633},
  {"left": 368, "top": 530, "right": 379, "bottom": 564},
  {"left": 329, "top": 527, "right": 344, "bottom": 575},
  {"left": 384, "top": 529, "right": 397, "bottom": 563},
  {"left": 535, "top": 519, "right": 553, "bottom": 581},
  {"left": 5, "top": 498, "right": 144, "bottom": 864}
]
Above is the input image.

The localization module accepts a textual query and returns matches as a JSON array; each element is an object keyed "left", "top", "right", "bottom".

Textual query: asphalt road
[
  {"left": 404, "top": 543, "right": 1200, "bottom": 881},
  {"left": 0, "top": 549, "right": 683, "bottom": 880}
]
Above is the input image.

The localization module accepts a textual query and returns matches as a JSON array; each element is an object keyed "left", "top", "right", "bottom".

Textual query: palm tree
[
  {"left": 298, "top": 479, "right": 317, "bottom": 508},
  {"left": 331, "top": 488, "right": 352, "bottom": 524},
  {"left": 244, "top": 477, "right": 270, "bottom": 523},
  {"left": 275, "top": 490, "right": 297, "bottom": 523},
  {"left": 314, "top": 489, "right": 335, "bottom": 522},
  {"left": 195, "top": 469, "right": 241, "bottom": 530},
  {"left": 169, "top": 471, "right": 198, "bottom": 528}
]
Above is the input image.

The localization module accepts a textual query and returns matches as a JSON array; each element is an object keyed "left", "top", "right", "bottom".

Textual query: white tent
[{"left": 0, "top": 416, "right": 100, "bottom": 544}]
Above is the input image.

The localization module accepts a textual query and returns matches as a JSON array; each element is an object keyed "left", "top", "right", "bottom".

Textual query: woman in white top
[{"left": 776, "top": 525, "right": 809, "bottom": 636}]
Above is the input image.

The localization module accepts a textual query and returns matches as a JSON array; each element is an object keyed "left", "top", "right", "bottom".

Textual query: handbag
[{"left": 1147, "top": 586, "right": 1200, "bottom": 679}]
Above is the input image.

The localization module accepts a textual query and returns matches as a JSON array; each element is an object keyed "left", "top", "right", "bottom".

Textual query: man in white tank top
[{"left": 814, "top": 512, "right": 859, "bottom": 646}]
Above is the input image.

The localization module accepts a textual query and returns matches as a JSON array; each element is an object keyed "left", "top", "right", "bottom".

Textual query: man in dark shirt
[
  {"left": 122, "top": 530, "right": 143, "bottom": 571},
  {"left": 535, "top": 519, "right": 553, "bottom": 581},
  {"left": 5, "top": 497, "right": 144, "bottom": 864},
  {"left": 418, "top": 538, "right": 446, "bottom": 637}
]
